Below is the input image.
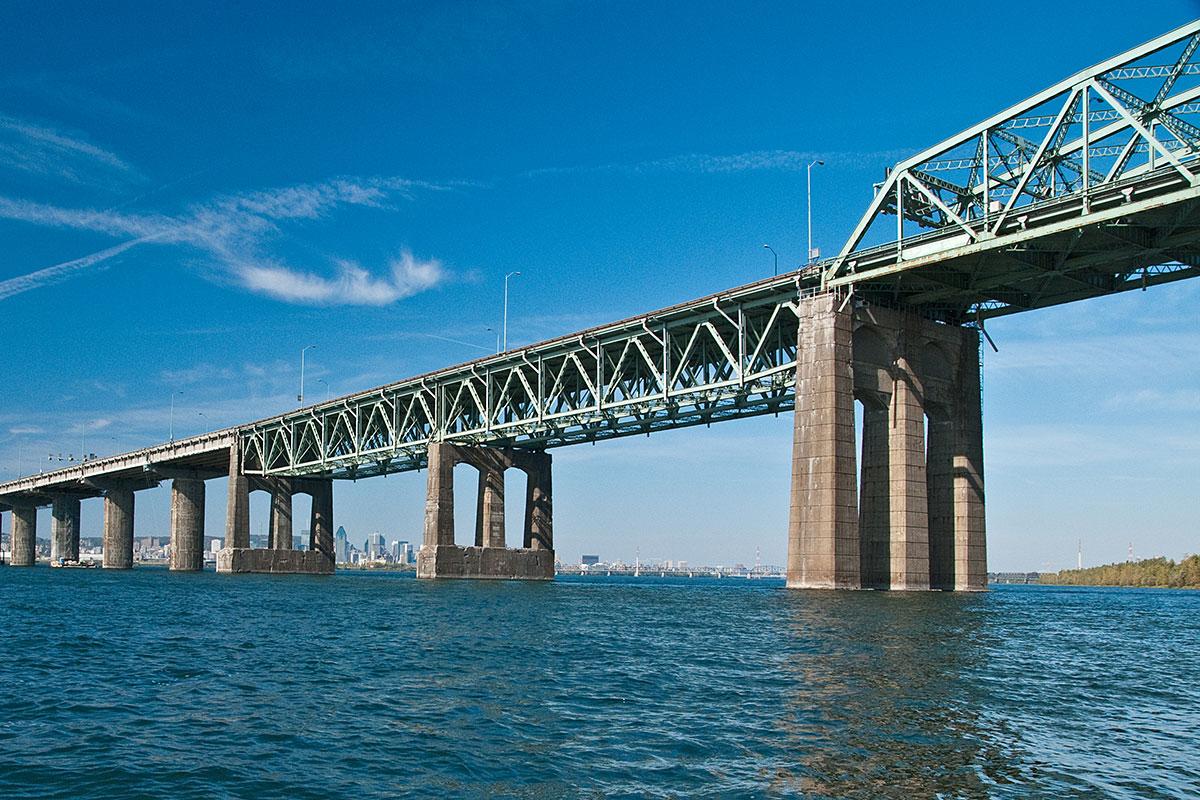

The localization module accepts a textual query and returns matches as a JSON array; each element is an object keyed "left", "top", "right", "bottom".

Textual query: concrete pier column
[
  {"left": 225, "top": 445, "right": 250, "bottom": 550},
  {"left": 522, "top": 451, "right": 552, "bottom": 551},
  {"left": 423, "top": 442, "right": 456, "bottom": 548},
  {"left": 475, "top": 462, "right": 506, "bottom": 548},
  {"left": 308, "top": 479, "right": 334, "bottom": 560},
  {"left": 102, "top": 487, "right": 135, "bottom": 569},
  {"left": 886, "top": 340, "right": 930, "bottom": 590},
  {"left": 926, "top": 411, "right": 956, "bottom": 590},
  {"left": 51, "top": 496, "right": 81, "bottom": 563},
  {"left": 858, "top": 401, "right": 891, "bottom": 588},
  {"left": 11, "top": 505, "right": 36, "bottom": 566},
  {"left": 169, "top": 478, "right": 205, "bottom": 571},
  {"left": 787, "top": 293, "right": 859, "bottom": 589},
  {"left": 269, "top": 479, "right": 293, "bottom": 551},
  {"left": 954, "top": 332, "right": 987, "bottom": 591}
]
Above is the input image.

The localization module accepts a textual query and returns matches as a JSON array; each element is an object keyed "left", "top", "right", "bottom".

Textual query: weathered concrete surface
[
  {"left": 416, "top": 544, "right": 554, "bottom": 580},
  {"left": 10, "top": 505, "right": 36, "bottom": 566},
  {"left": 102, "top": 487, "right": 135, "bottom": 569},
  {"left": 169, "top": 478, "right": 205, "bottom": 571},
  {"left": 51, "top": 496, "right": 81, "bottom": 563},
  {"left": 216, "top": 547, "right": 334, "bottom": 574},
  {"left": 858, "top": 401, "right": 890, "bottom": 588},
  {"left": 268, "top": 478, "right": 294, "bottom": 551},
  {"left": 303, "top": 478, "right": 335, "bottom": 560},
  {"left": 225, "top": 444, "right": 250, "bottom": 550},
  {"left": 954, "top": 330, "right": 987, "bottom": 591},
  {"left": 787, "top": 294, "right": 860, "bottom": 589},
  {"left": 420, "top": 442, "right": 555, "bottom": 579},
  {"left": 887, "top": 332, "right": 930, "bottom": 590},
  {"left": 790, "top": 298, "right": 987, "bottom": 591}
]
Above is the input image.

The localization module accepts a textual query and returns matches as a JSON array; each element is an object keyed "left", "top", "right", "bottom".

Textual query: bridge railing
[{"left": 241, "top": 279, "right": 815, "bottom": 478}]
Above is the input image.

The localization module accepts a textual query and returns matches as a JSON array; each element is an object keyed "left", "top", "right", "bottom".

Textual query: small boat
[{"left": 51, "top": 559, "right": 99, "bottom": 569}]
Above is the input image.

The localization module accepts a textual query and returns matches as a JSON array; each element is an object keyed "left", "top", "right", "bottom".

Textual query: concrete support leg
[
  {"left": 859, "top": 402, "right": 891, "bottom": 588},
  {"left": 475, "top": 463, "right": 506, "bottom": 548},
  {"left": 954, "top": 332, "right": 987, "bottom": 591},
  {"left": 103, "top": 487, "right": 135, "bottom": 569},
  {"left": 269, "top": 479, "right": 293, "bottom": 551},
  {"left": 787, "top": 294, "right": 859, "bottom": 589},
  {"left": 169, "top": 478, "right": 205, "bottom": 571},
  {"left": 308, "top": 479, "right": 334, "bottom": 560},
  {"left": 225, "top": 445, "right": 250, "bottom": 550},
  {"left": 927, "top": 414, "right": 956, "bottom": 590},
  {"left": 418, "top": 443, "right": 554, "bottom": 580},
  {"left": 887, "top": 344, "right": 930, "bottom": 590},
  {"left": 423, "top": 442, "right": 456, "bottom": 548},
  {"left": 11, "top": 505, "right": 36, "bottom": 566},
  {"left": 51, "top": 496, "right": 81, "bottom": 563},
  {"left": 522, "top": 451, "right": 553, "bottom": 551}
]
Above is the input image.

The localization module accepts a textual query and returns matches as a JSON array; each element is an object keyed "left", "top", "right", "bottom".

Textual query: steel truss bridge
[{"left": 3, "top": 20, "right": 1200, "bottom": 497}]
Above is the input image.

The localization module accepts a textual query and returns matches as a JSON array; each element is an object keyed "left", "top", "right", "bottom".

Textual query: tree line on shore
[{"left": 1041, "top": 555, "right": 1200, "bottom": 588}]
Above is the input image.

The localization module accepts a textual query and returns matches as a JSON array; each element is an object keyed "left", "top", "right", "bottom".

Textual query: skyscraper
[{"left": 334, "top": 526, "right": 349, "bottom": 563}]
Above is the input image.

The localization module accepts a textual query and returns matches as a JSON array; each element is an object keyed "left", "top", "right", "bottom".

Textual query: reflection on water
[
  {"left": 0, "top": 570, "right": 1196, "bottom": 798},
  {"left": 776, "top": 591, "right": 1015, "bottom": 798}
]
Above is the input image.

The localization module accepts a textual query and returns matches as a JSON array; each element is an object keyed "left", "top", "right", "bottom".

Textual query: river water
[{"left": 0, "top": 568, "right": 1196, "bottom": 798}]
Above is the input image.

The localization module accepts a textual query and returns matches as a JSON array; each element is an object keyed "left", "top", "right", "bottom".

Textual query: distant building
[
  {"left": 210, "top": 538, "right": 223, "bottom": 553},
  {"left": 334, "top": 526, "right": 349, "bottom": 563},
  {"left": 581, "top": 554, "right": 600, "bottom": 566},
  {"left": 402, "top": 543, "right": 414, "bottom": 564},
  {"left": 367, "top": 532, "right": 385, "bottom": 559}
]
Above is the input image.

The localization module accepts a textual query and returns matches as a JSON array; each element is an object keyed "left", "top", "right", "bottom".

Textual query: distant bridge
[{"left": 4, "top": 21, "right": 1199, "bottom": 589}]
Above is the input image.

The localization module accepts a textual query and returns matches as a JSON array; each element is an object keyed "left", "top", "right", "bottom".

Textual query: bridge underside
[{"left": 842, "top": 174, "right": 1200, "bottom": 322}]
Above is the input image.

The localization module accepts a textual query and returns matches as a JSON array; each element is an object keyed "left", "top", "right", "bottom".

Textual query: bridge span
[{"left": 4, "top": 22, "right": 1200, "bottom": 588}]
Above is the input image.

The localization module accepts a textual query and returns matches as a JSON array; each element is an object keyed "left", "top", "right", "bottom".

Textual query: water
[{"left": 0, "top": 569, "right": 1197, "bottom": 799}]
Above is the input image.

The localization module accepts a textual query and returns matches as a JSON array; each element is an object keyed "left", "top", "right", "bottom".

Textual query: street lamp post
[
  {"left": 317, "top": 378, "right": 329, "bottom": 402},
  {"left": 807, "top": 160, "right": 825, "bottom": 262},
  {"left": 298, "top": 344, "right": 317, "bottom": 403},
  {"left": 502, "top": 271, "right": 522, "bottom": 352},
  {"left": 762, "top": 243, "right": 778, "bottom": 276}
]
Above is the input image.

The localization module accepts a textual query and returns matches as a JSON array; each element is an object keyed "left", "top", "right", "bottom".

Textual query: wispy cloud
[
  {"left": 523, "top": 148, "right": 916, "bottom": 179},
  {"left": 0, "top": 114, "right": 139, "bottom": 185},
  {"left": 0, "top": 176, "right": 456, "bottom": 305}
]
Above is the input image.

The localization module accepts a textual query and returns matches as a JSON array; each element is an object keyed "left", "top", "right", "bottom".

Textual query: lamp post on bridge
[
  {"left": 503, "top": 271, "right": 521, "bottom": 352},
  {"left": 317, "top": 378, "right": 329, "bottom": 402},
  {"left": 298, "top": 344, "right": 316, "bottom": 403},
  {"left": 762, "top": 243, "right": 778, "bottom": 276},
  {"left": 807, "top": 159, "right": 824, "bottom": 263}
]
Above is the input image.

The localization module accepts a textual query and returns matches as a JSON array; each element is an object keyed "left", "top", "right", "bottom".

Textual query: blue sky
[{"left": 1, "top": 1, "right": 1197, "bottom": 570}]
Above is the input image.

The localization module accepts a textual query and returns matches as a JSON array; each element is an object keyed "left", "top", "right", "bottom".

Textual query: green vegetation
[{"left": 1041, "top": 556, "right": 1200, "bottom": 589}]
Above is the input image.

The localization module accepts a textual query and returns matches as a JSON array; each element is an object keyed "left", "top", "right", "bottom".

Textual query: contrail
[{"left": 0, "top": 238, "right": 144, "bottom": 301}]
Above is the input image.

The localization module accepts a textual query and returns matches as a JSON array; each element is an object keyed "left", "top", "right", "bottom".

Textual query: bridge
[{"left": 3, "top": 22, "right": 1199, "bottom": 588}]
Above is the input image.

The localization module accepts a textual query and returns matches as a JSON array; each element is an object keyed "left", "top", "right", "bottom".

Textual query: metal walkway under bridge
[{"left": 3, "top": 21, "right": 1200, "bottom": 587}]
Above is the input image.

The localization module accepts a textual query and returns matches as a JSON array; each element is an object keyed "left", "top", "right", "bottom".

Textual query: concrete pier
[
  {"left": 268, "top": 478, "right": 293, "bottom": 551},
  {"left": 953, "top": 331, "right": 988, "bottom": 591},
  {"left": 51, "top": 495, "right": 81, "bottom": 563},
  {"left": 169, "top": 478, "right": 205, "bottom": 571},
  {"left": 11, "top": 505, "right": 36, "bottom": 566},
  {"left": 225, "top": 445, "right": 251, "bottom": 550},
  {"left": 102, "top": 487, "right": 135, "bottom": 569},
  {"left": 304, "top": 479, "right": 334, "bottom": 560},
  {"left": 787, "top": 295, "right": 987, "bottom": 591},
  {"left": 418, "top": 442, "right": 554, "bottom": 580},
  {"left": 787, "top": 294, "right": 860, "bottom": 589},
  {"left": 887, "top": 334, "right": 930, "bottom": 590}
]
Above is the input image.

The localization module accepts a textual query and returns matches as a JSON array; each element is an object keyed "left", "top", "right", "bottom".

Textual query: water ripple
[{"left": 1, "top": 569, "right": 1197, "bottom": 797}]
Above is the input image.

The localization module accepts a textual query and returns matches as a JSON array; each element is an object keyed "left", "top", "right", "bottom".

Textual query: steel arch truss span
[
  {"left": 240, "top": 287, "right": 806, "bottom": 478},
  {"left": 825, "top": 20, "right": 1200, "bottom": 320}
]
